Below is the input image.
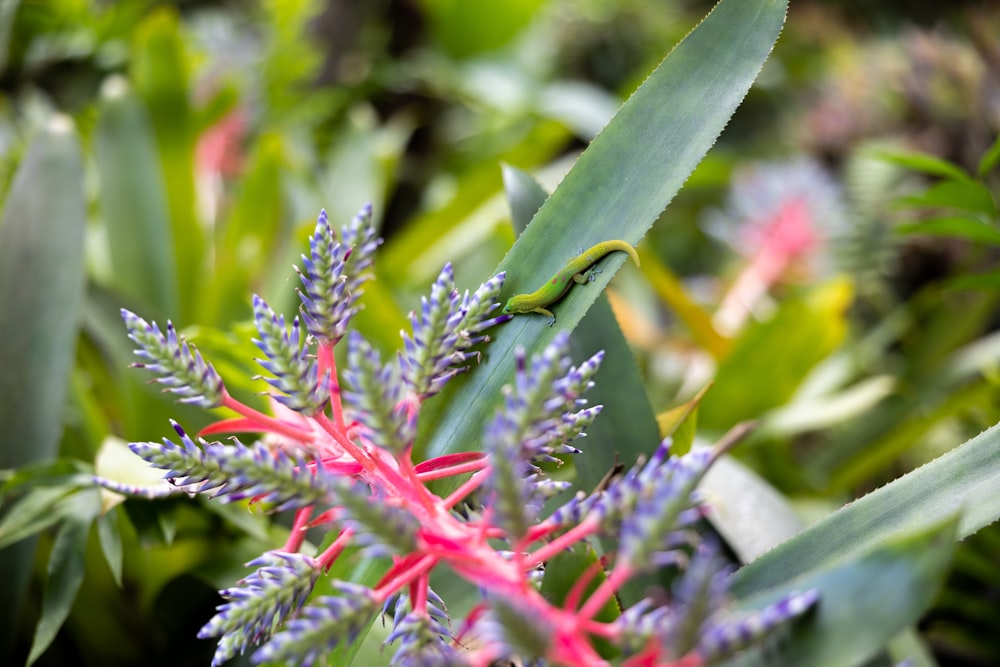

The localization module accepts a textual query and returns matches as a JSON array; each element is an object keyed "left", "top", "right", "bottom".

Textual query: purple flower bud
[
  {"left": 252, "top": 294, "right": 330, "bottom": 414},
  {"left": 121, "top": 308, "right": 224, "bottom": 408},
  {"left": 343, "top": 331, "right": 414, "bottom": 453},
  {"left": 253, "top": 583, "right": 379, "bottom": 666},
  {"left": 199, "top": 551, "right": 320, "bottom": 667}
]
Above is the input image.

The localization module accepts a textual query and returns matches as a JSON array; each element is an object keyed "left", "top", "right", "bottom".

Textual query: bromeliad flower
[
  {"left": 707, "top": 158, "right": 846, "bottom": 333},
  {"left": 97, "top": 205, "right": 818, "bottom": 666}
]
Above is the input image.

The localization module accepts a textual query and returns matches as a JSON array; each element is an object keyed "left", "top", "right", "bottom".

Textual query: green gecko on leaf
[{"left": 502, "top": 240, "right": 640, "bottom": 325}]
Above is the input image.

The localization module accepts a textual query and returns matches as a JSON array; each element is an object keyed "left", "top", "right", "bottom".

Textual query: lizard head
[{"left": 502, "top": 296, "right": 525, "bottom": 314}]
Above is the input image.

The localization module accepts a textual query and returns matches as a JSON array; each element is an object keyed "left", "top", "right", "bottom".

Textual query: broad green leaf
[
  {"left": 656, "top": 383, "right": 712, "bottom": 456},
  {"left": 892, "top": 180, "right": 996, "bottom": 217},
  {"left": 699, "top": 278, "right": 852, "bottom": 432},
  {"left": 896, "top": 215, "right": 1000, "bottom": 246},
  {"left": 96, "top": 76, "right": 179, "bottom": 319},
  {"left": 641, "top": 247, "right": 731, "bottom": 359},
  {"left": 422, "top": 0, "right": 546, "bottom": 58},
  {"left": 132, "top": 7, "right": 203, "bottom": 322},
  {"left": 419, "top": 0, "right": 788, "bottom": 462},
  {"left": 0, "top": 486, "right": 82, "bottom": 550},
  {"left": 977, "top": 133, "right": 1000, "bottom": 177},
  {"left": 723, "top": 519, "right": 957, "bottom": 667},
  {"left": 871, "top": 149, "right": 972, "bottom": 183},
  {"left": 0, "top": 458, "right": 93, "bottom": 496},
  {"left": 0, "top": 0, "right": 19, "bottom": 71},
  {"left": 701, "top": 455, "right": 805, "bottom": 564},
  {"left": 0, "top": 116, "right": 85, "bottom": 654},
  {"left": 946, "top": 270, "right": 1000, "bottom": 291},
  {"left": 0, "top": 116, "right": 86, "bottom": 467},
  {"left": 27, "top": 489, "right": 101, "bottom": 666},
  {"left": 731, "top": 422, "right": 1000, "bottom": 598},
  {"left": 571, "top": 297, "right": 662, "bottom": 492},
  {"left": 96, "top": 506, "right": 124, "bottom": 586},
  {"left": 200, "top": 500, "right": 272, "bottom": 544},
  {"left": 501, "top": 162, "right": 549, "bottom": 234},
  {"left": 201, "top": 131, "right": 287, "bottom": 326},
  {"left": 761, "top": 375, "right": 896, "bottom": 436}
]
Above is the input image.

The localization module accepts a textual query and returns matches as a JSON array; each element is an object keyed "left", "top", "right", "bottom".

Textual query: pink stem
[
  {"left": 416, "top": 458, "right": 489, "bottom": 482},
  {"left": 442, "top": 469, "right": 489, "bottom": 510},
  {"left": 221, "top": 393, "right": 314, "bottom": 442},
  {"left": 576, "top": 563, "right": 632, "bottom": 621},
  {"left": 525, "top": 517, "right": 600, "bottom": 567},
  {"left": 373, "top": 554, "right": 438, "bottom": 603},
  {"left": 282, "top": 506, "right": 313, "bottom": 552},
  {"left": 317, "top": 342, "right": 347, "bottom": 431},
  {"left": 317, "top": 527, "right": 355, "bottom": 570}
]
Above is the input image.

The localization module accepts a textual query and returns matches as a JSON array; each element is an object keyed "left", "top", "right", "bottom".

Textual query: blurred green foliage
[{"left": 1, "top": 0, "right": 1000, "bottom": 665}]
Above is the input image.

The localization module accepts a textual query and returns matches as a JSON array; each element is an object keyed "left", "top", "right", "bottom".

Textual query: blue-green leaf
[
  {"left": 419, "top": 0, "right": 788, "bottom": 462},
  {"left": 96, "top": 76, "right": 179, "bottom": 319},
  {"left": 0, "top": 116, "right": 86, "bottom": 654},
  {"left": 724, "top": 518, "right": 957, "bottom": 667},
  {"left": 732, "top": 422, "right": 1000, "bottom": 598}
]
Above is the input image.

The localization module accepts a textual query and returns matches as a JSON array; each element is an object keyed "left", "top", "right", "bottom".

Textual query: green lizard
[{"left": 502, "top": 240, "right": 640, "bottom": 325}]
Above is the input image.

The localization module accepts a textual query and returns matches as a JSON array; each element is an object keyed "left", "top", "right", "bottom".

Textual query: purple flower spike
[
  {"left": 700, "top": 588, "right": 820, "bottom": 661},
  {"left": 342, "top": 331, "right": 413, "bottom": 453},
  {"left": 252, "top": 294, "right": 330, "bottom": 414},
  {"left": 296, "top": 208, "right": 368, "bottom": 344},
  {"left": 121, "top": 308, "right": 224, "bottom": 408},
  {"left": 199, "top": 551, "right": 321, "bottom": 666},
  {"left": 253, "top": 583, "right": 379, "bottom": 666},
  {"left": 400, "top": 265, "right": 507, "bottom": 400}
]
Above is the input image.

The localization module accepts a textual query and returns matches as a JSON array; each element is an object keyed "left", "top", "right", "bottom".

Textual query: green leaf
[
  {"left": 896, "top": 216, "right": 1000, "bottom": 246},
  {"left": 423, "top": 0, "right": 546, "bottom": 58},
  {"left": 731, "top": 422, "right": 1000, "bottom": 598},
  {"left": 132, "top": 7, "right": 203, "bottom": 322},
  {"left": 699, "top": 279, "right": 852, "bottom": 431},
  {"left": 96, "top": 507, "right": 124, "bottom": 587},
  {"left": 571, "top": 296, "right": 662, "bottom": 491},
  {"left": 701, "top": 455, "right": 806, "bottom": 564},
  {"left": 0, "top": 458, "right": 93, "bottom": 496},
  {"left": 201, "top": 131, "right": 287, "bottom": 326},
  {"left": 642, "top": 248, "right": 731, "bottom": 359},
  {"left": 0, "top": 0, "right": 20, "bottom": 72},
  {"left": 0, "top": 115, "right": 86, "bottom": 467},
  {"left": 0, "top": 486, "right": 81, "bottom": 551},
  {"left": 723, "top": 519, "right": 957, "bottom": 667},
  {"left": 0, "top": 116, "right": 85, "bottom": 654},
  {"left": 977, "top": 134, "right": 1000, "bottom": 177},
  {"left": 871, "top": 148, "right": 972, "bottom": 182},
  {"left": 945, "top": 270, "right": 1000, "bottom": 291},
  {"left": 419, "top": 0, "right": 788, "bottom": 462},
  {"left": 656, "top": 383, "right": 712, "bottom": 456},
  {"left": 501, "top": 163, "right": 549, "bottom": 234},
  {"left": 96, "top": 76, "right": 179, "bottom": 319},
  {"left": 893, "top": 179, "right": 996, "bottom": 217},
  {"left": 27, "top": 489, "right": 101, "bottom": 666},
  {"left": 200, "top": 500, "right": 271, "bottom": 543}
]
